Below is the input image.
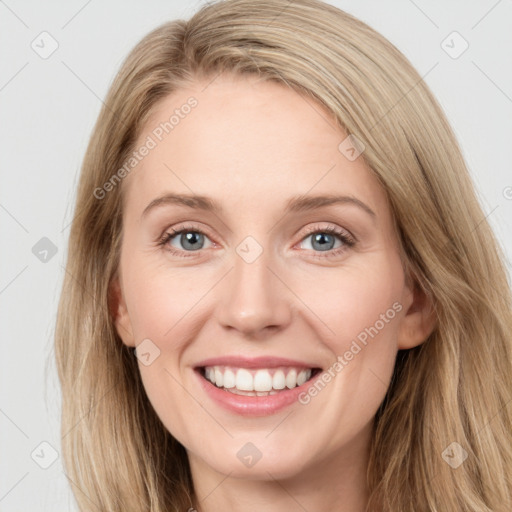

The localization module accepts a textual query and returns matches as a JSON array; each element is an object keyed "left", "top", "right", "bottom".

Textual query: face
[{"left": 112, "top": 73, "right": 433, "bottom": 483}]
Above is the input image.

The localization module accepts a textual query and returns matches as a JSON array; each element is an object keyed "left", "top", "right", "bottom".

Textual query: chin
[{"left": 196, "top": 440, "right": 313, "bottom": 480}]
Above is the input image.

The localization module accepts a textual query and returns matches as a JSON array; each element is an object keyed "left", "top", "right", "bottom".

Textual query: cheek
[
  {"left": 124, "top": 259, "right": 210, "bottom": 343},
  {"left": 123, "top": 268, "right": 203, "bottom": 441},
  {"left": 121, "top": 261, "right": 218, "bottom": 437},
  {"left": 289, "top": 267, "right": 402, "bottom": 452},
  {"left": 291, "top": 255, "right": 403, "bottom": 405},
  {"left": 295, "top": 256, "right": 403, "bottom": 349}
]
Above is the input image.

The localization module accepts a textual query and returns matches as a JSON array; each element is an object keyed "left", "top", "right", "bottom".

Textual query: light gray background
[{"left": 1, "top": 0, "right": 511, "bottom": 510}]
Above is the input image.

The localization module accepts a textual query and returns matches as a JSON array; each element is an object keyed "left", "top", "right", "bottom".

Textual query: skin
[{"left": 111, "top": 73, "right": 436, "bottom": 511}]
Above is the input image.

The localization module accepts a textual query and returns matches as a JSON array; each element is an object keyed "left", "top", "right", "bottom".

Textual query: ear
[
  {"left": 397, "top": 277, "right": 437, "bottom": 350},
  {"left": 108, "top": 275, "right": 136, "bottom": 347}
]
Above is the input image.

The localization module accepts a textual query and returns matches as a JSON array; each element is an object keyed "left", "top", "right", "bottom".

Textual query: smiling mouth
[{"left": 198, "top": 365, "right": 322, "bottom": 396}]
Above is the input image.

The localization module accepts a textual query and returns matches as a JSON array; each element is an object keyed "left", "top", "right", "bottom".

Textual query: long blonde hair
[{"left": 55, "top": 0, "right": 512, "bottom": 510}]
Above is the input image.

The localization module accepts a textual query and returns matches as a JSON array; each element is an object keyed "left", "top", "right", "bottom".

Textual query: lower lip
[{"left": 195, "top": 369, "right": 318, "bottom": 416}]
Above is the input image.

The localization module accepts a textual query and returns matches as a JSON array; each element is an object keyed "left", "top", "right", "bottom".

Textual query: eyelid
[{"left": 160, "top": 220, "right": 212, "bottom": 236}]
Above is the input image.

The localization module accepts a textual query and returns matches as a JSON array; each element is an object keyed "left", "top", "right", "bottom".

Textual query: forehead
[{"left": 122, "top": 74, "right": 388, "bottom": 221}]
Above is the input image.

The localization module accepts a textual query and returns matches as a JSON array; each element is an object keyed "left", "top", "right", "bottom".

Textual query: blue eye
[
  {"left": 173, "top": 231, "right": 206, "bottom": 251},
  {"left": 159, "top": 228, "right": 212, "bottom": 254},
  {"left": 303, "top": 232, "right": 340, "bottom": 251},
  {"left": 298, "top": 225, "right": 355, "bottom": 258},
  {"left": 158, "top": 224, "right": 356, "bottom": 259}
]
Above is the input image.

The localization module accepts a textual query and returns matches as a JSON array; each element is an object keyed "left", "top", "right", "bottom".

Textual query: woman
[{"left": 55, "top": 0, "right": 512, "bottom": 510}]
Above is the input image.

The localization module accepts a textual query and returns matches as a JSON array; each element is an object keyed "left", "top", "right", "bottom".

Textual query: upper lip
[{"left": 195, "top": 355, "right": 322, "bottom": 370}]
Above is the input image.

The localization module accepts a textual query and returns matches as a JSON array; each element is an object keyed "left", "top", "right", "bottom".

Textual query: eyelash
[{"left": 157, "top": 223, "right": 356, "bottom": 259}]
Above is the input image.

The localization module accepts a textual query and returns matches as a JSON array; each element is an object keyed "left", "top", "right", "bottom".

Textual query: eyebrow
[{"left": 141, "top": 192, "right": 376, "bottom": 220}]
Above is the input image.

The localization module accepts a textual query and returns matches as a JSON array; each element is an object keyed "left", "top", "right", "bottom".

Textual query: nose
[{"left": 215, "top": 245, "right": 293, "bottom": 338}]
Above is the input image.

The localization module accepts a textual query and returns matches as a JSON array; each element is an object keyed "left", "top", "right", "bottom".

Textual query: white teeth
[
  {"left": 286, "top": 369, "right": 297, "bottom": 389},
  {"left": 254, "top": 370, "right": 273, "bottom": 392},
  {"left": 223, "top": 369, "right": 236, "bottom": 389},
  {"left": 297, "top": 369, "right": 310, "bottom": 386},
  {"left": 214, "top": 368, "right": 223, "bottom": 387},
  {"left": 272, "top": 370, "right": 286, "bottom": 390},
  {"left": 235, "top": 368, "right": 253, "bottom": 391},
  {"left": 203, "top": 366, "right": 314, "bottom": 392}
]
